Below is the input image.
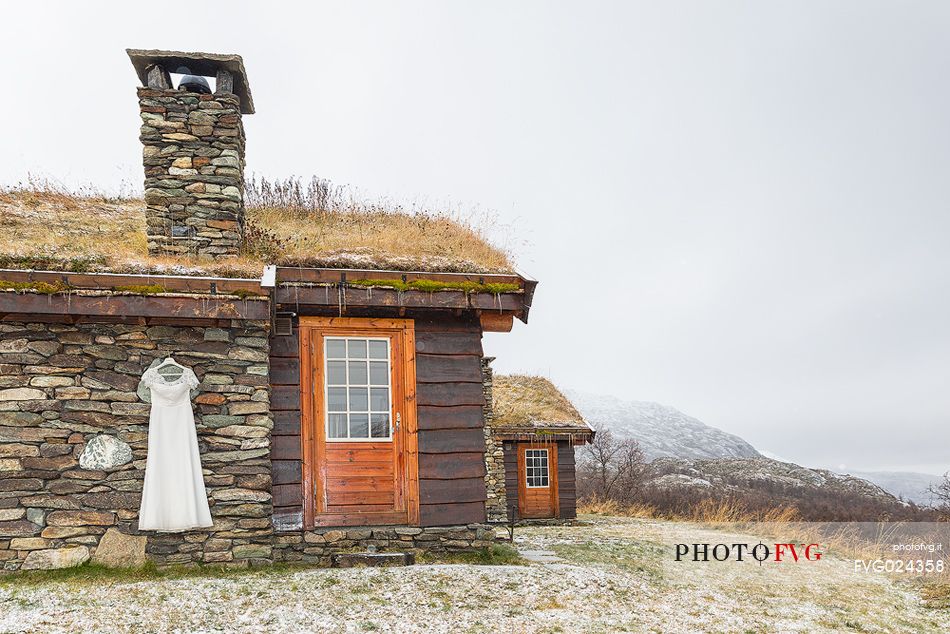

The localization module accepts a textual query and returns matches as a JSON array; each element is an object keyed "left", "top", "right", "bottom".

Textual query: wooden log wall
[
  {"left": 268, "top": 314, "right": 488, "bottom": 529},
  {"left": 414, "top": 315, "right": 487, "bottom": 526},
  {"left": 269, "top": 326, "right": 303, "bottom": 527},
  {"left": 504, "top": 443, "right": 519, "bottom": 520},
  {"left": 557, "top": 440, "right": 578, "bottom": 519}
]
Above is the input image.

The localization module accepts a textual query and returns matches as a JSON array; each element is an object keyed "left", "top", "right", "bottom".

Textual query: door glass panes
[
  {"left": 347, "top": 339, "right": 367, "bottom": 358},
  {"left": 368, "top": 340, "right": 388, "bottom": 359},
  {"left": 327, "top": 361, "right": 346, "bottom": 385},
  {"left": 326, "top": 339, "right": 347, "bottom": 358},
  {"left": 349, "top": 413, "right": 369, "bottom": 438},
  {"left": 348, "top": 387, "right": 368, "bottom": 411},
  {"left": 348, "top": 361, "right": 367, "bottom": 384},
  {"left": 328, "top": 414, "right": 347, "bottom": 438},
  {"left": 525, "top": 449, "right": 550, "bottom": 487},
  {"left": 325, "top": 337, "right": 391, "bottom": 440},
  {"left": 327, "top": 387, "right": 347, "bottom": 411},
  {"left": 369, "top": 361, "right": 388, "bottom": 384},
  {"left": 370, "top": 387, "right": 389, "bottom": 411},
  {"left": 370, "top": 413, "right": 389, "bottom": 438}
]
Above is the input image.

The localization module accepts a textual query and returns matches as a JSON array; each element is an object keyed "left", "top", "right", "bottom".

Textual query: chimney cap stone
[{"left": 127, "top": 48, "right": 255, "bottom": 114}]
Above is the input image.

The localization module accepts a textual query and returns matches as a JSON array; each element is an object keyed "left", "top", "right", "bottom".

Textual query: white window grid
[
  {"left": 525, "top": 449, "right": 550, "bottom": 488},
  {"left": 324, "top": 336, "right": 393, "bottom": 442}
]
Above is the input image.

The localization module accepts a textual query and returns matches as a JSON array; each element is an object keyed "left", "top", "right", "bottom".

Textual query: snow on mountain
[
  {"left": 566, "top": 390, "right": 761, "bottom": 461},
  {"left": 843, "top": 470, "right": 943, "bottom": 506},
  {"left": 566, "top": 389, "right": 943, "bottom": 507}
]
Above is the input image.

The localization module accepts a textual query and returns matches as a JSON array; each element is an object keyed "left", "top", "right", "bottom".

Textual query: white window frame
[
  {"left": 525, "top": 448, "right": 550, "bottom": 488},
  {"left": 324, "top": 336, "right": 393, "bottom": 442}
]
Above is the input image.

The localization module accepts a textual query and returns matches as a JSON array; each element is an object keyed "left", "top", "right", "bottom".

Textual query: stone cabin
[{"left": 0, "top": 49, "right": 562, "bottom": 571}]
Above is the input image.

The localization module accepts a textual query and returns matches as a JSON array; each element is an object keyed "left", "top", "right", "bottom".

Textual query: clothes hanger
[{"left": 155, "top": 356, "right": 185, "bottom": 379}]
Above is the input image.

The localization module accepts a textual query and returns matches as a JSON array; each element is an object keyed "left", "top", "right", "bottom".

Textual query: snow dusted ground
[{"left": 1, "top": 516, "right": 947, "bottom": 633}]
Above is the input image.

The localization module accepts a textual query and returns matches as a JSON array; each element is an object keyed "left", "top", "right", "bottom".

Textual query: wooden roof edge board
[
  {"left": 0, "top": 268, "right": 262, "bottom": 284},
  {"left": 521, "top": 278, "right": 538, "bottom": 308},
  {"left": 274, "top": 285, "right": 525, "bottom": 314},
  {"left": 1, "top": 289, "right": 269, "bottom": 301},
  {"left": 495, "top": 425, "right": 595, "bottom": 435},
  {"left": 0, "top": 268, "right": 533, "bottom": 321},
  {"left": 275, "top": 266, "right": 526, "bottom": 287},
  {"left": 0, "top": 292, "right": 270, "bottom": 321},
  {"left": 0, "top": 313, "right": 238, "bottom": 328},
  {"left": 0, "top": 268, "right": 264, "bottom": 293},
  {"left": 518, "top": 271, "right": 539, "bottom": 324},
  {"left": 514, "top": 268, "right": 539, "bottom": 286},
  {"left": 496, "top": 430, "right": 595, "bottom": 445}
]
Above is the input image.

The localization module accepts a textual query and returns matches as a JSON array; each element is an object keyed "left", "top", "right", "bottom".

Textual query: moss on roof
[
  {"left": 492, "top": 374, "right": 590, "bottom": 433},
  {"left": 0, "top": 185, "right": 513, "bottom": 277}
]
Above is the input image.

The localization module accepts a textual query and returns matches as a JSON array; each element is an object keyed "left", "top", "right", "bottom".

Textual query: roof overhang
[
  {"left": 0, "top": 266, "right": 538, "bottom": 329},
  {"left": 0, "top": 269, "right": 267, "bottom": 323},
  {"left": 274, "top": 266, "right": 537, "bottom": 326},
  {"left": 495, "top": 427, "right": 595, "bottom": 445}
]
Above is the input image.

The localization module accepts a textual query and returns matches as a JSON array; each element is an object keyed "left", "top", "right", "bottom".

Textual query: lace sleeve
[
  {"left": 140, "top": 367, "right": 158, "bottom": 389},
  {"left": 185, "top": 368, "right": 200, "bottom": 390}
]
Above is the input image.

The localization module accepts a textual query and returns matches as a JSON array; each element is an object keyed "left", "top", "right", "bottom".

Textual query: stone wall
[
  {"left": 0, "top": 321, "right": 272, "bottom": 570},
  {"left": 138, "top": 88, "right": 246, "bottom": 258},
  {"left": 273, "top": 524, "right": 496, "bottom": 565},
  {"left": 481, "top": 358, "right": 508, "bottom": 522}
]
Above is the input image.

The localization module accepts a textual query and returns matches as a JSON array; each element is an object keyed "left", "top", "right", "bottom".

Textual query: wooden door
[
  {"left": 517, "top": 442, "right": 559, "bottom": 519},
  {"left": 299, "top": 317, "right": 419, "bottom": 527}
]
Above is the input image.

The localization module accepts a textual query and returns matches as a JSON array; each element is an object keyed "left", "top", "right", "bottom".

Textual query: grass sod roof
[
  {"left": 492, "top": 374, "right": 593, "bottom": 436},
  {"left": 0, "top": 185, "right": 514, "bottom": 278}
]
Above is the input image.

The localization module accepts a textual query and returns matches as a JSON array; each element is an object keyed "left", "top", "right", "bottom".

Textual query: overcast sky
[{"left": 2, "top": 2, "right": 948, "bottom": 475}]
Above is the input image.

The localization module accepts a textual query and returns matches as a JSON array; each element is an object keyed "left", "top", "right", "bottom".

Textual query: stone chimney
[{"left": 127, "top": 49, "right": 254, "bottom": 258}]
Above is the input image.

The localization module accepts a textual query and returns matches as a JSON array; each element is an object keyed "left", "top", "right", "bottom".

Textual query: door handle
[{"left": 395, "top": 412, "right": 401, "bottom": 433}]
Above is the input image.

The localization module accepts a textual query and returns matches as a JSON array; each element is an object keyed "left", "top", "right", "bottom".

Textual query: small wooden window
[{"left": 525, "top": 449, "right": 550, "bottom": 488}]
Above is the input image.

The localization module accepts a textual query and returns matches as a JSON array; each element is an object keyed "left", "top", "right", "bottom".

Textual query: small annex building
[
  {"left": 484, "top": 372, "right": 593, "bottom": 522},
  {"left": 0, "top": 49, "right": 543, "bottom": 571}
]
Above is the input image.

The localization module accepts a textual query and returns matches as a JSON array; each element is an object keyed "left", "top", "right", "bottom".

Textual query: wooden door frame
[
  {"left": 299, "top": 316, "right": 420, "bottom": 528},
  {"left": 517, "top": 441, "right": 559, "bottom": 519}
]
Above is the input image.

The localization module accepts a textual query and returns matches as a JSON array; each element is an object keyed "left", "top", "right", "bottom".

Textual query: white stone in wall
[
  {"left": 79, "top": 435, "right": 133, "bottom": 470},
  {"left": 21, "top": 546, "right": 90, "bottom": 570},
  {"left": 0, "top": 387, "right": 47, "bottom": 401}
]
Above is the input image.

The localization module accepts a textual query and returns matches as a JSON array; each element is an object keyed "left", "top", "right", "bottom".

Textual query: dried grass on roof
[
  {"left": 0, "top": 177, "right": 513, "bottom": 276},
  {"left": 247, "top": 206, "right": 511, "bottom": 273},
  {"left": 492, "top": 374, "right": 588, "bottom": 430}
]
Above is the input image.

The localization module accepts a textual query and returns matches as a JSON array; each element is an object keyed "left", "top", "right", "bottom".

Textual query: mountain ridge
[
  {"left": 567, "top": 389, "right": 940, "bottom": 507},
  {"left": 565, "top": 390, "right": 761, "bottom": 461},
  {"left": 843, "top": 470, "right": 941, "bottom": 506}
]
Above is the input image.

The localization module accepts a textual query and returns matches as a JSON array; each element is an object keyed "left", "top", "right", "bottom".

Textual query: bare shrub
[
  {"left": 576, "top": 427, "right": 646, "bottom": 503},
  {"left": 245, "top": 175, "right": 338, "bottom": 216},
  {"left": 928, "top": 473, "right": 950, "bottom": 517},
  {"left": 242, "top": 218, "right": 287, "bottom": 261},
  {"left": 576, "top": 425, "right": 937, "bottom": 522},
  {"left": 630, "top": 480, "right": 936, "bottom": 522}
]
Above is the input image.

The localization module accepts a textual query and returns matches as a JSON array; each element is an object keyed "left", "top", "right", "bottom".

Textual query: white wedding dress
[{"left": 138, "top": 365, "right": 213, "bottom": 532}]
